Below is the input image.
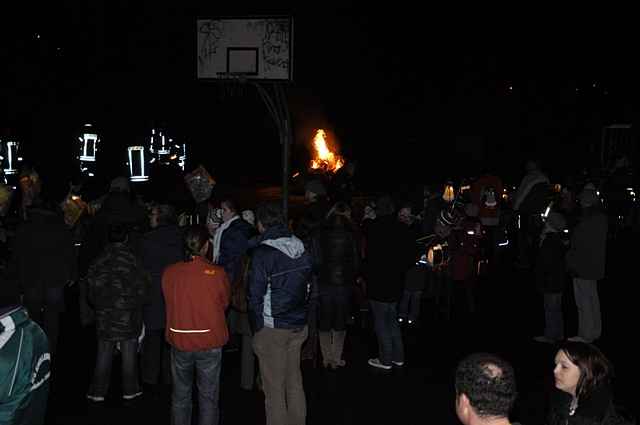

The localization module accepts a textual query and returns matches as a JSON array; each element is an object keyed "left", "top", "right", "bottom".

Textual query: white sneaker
[
  {"left": 368, "top": 358, "right": 392, "bottom": 370},
  {"left": 392, "top": 360, "right": 405, "bottom": 367},
  {"left": 86, "top": 394, "right": 105, "bottom": 402},
  {"left": 122, "top": 391, "right": 143, "bottom": 401}
]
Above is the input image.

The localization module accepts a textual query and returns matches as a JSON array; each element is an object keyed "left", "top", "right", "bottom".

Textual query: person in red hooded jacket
[{"left": 162, "top": 225, "right": 230, "bottom": 425}]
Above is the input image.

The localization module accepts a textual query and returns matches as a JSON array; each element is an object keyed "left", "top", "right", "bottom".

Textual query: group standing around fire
[{"left": 0, "top": 156, "right": 635, "bottom": 425}]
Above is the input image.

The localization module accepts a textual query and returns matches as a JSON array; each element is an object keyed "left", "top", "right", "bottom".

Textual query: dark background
[{"left": 1, "top": 2, "right": 637, "bottom": 193}]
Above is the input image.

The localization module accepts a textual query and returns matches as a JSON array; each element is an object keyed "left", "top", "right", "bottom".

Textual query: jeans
[
  {"left": 141, "top": 329, "right": 171, "bottom": 385},
  {"left": 89, "top": 338, "right": 140, "bottom": 397},
  {"left": 398, "top": 290, "right": 422, "bottom": 322},
  {"left": 543, "top": 293, "right": 564, "bottom": 340},
  {"left": 253, "top": 326, "right": 308, "bottom": 425},
  {"left": 171, "top": 347, "right": 223, "bottom": 425},
  {"left": 573, "top": 278, "right": 601, "bottom": 341},
  {"left": 369, "top": 300, "right": 404, "bottom": 366}
]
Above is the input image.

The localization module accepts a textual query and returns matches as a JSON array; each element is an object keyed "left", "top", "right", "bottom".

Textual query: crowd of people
[{"left": 0, "top": 157, "right": 636, "bottom": 424}]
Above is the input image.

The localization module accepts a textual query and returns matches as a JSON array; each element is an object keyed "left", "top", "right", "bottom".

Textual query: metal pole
[{"left": 282, "top": 124, "right": 290, "bottom": 223}]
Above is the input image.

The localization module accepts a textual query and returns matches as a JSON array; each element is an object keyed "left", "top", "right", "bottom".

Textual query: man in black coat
[
  {"left": 12, "top": 202, "right": 74, "bottom": 357},
  {"left": 363, "top": 196, "right": 414, "bottom": 370},
  {"left": 140, "top": 204, "right": 183, "bottom": 392}
]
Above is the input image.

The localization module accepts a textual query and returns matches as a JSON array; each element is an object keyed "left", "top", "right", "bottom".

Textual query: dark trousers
[
  {"left": 89, "top": 338, "right": 140, "bottom": 398},
  {"left": 398, "top": 290, "right": 422, "bottom": 322},
  {"left": 141, "top": 329, "right": 171, "bottom": 385},
  {"left": 369, "top": 300, "right": 404, "bottom": 366},
  {"left": 23, "top": 286, "right": 65, "bottom": 357}
]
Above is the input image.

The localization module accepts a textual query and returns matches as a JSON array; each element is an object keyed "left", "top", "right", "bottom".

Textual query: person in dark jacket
[
  {"left": 397, "top": 204, "right": 424, "bottom": 325},
  {"left": 317, "top": 202, "right": 360, "bottom": 369},
  {"left": 248, "top": 201, "right": 312, "bottom": 425},
  {"left": 513, "top": 160, "right": 551, "bottom": 269},
  {"left": 12, "top": 202, "right": 74, "bottom": 357},
  {"left": 80, "top": 177, "right": 148, "bottom": 279},
  {"left": 140, "top": 204, "right": 183, "bottom": 393},
  {"left": 212, "top": 197, "right": 254, "bottom": 283},
  {"left": 363, "top": 196, "right": 413, "bottom": 370},
  {"left": 549, "top": 342, "right": 616, "bottom": 425},
  {"left": 534, "top": 212, "right": 568, "bottom": 344},
  {"left": 86, "top": 223, "right": 149, "bottom": 402},
  {"left": 566, "top": 184, "right": 607, "bottom": 343}
]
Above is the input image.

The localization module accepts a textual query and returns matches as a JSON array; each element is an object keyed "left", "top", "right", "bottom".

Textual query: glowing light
[
  {"left": 309, "top": 129, "right": 344, "bottom": 173},
  {"left": 498, "top": 240, "right": 509, "bottom": 247},
  {"left": 128, "top": 146, "right": 149, "bottom": 182}
]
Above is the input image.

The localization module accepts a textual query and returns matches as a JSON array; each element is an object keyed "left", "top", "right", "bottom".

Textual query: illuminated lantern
[
  {"left": 442, "top": 182, "right": 455, "bottom": 203},
  {"left": 177, "top": 143, "right": 187, "bottom": 171},
  {"left": 78, "top": 124, "right": 99, "bottom": 177},
  {"left": 127, "top": 146, "right": 150, "bottom": 182},
  {"left": 149, "top": 128, "right": 170, "bottom": 159},
  {"left": 425, "top": 242, "right": 449, "bottom": 267},
  {"left": 1, "top": 139, "right": 22, "bottom": 176}
]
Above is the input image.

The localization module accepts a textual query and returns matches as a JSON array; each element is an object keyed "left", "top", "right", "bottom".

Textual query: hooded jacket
[
  {"left": 0, "top": 307, "right": 50, "bottom": 425},
  {"left": 248, "top": 225, "right": 313, "bottom": 332}
]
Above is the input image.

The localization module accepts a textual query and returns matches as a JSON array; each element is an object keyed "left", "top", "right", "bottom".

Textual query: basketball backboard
[{"left": 197, "top": 16, "right": 293, "bottom": 81}]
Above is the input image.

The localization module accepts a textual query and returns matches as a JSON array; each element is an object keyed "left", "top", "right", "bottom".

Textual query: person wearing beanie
[
  {"left": 566, "top": 184, "right": 607, "bottom": 343},
  {"left": 534, "top": 212, "right": 568, "bottom": 344},
  {"left": 109, "top": 176, "right": 131, "bottom": 193},
  {"left": 0, "top": 274, "right": 51, "bottom": 424}
]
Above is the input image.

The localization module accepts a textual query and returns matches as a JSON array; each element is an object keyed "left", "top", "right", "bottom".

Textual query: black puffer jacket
[{"left": 318, "top": 219, "right": 360, "bottom": 287}]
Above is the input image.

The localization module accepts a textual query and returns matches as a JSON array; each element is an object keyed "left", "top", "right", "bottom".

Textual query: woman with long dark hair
[{"left": 549, "top": 341, "right": 616, "bottom": 425}]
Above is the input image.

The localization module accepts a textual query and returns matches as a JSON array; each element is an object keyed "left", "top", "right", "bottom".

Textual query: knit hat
[
  {"left": 109, "top": 176, "right": 130, "bottom": 193},
  {"left": 578, "top": 183, "right": 599, "bottom": 207},
  {"left": 304, "top": 179, "right": 327, "bottom": 196},
  {"left": 545, "top": 212, "right": 567, "bottom": 232}
]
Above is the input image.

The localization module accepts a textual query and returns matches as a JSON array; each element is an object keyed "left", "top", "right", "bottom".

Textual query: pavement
[{"left": 44, "top": 235, "right": 637, "bottom": 424}]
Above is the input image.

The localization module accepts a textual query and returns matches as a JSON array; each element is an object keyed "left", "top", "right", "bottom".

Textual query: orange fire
[{"left": 309, "top": 129, "right": 344, "bottom": 173}]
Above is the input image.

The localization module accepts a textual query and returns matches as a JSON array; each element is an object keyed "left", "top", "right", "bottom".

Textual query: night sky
[{"left": 1, "top": 3, "right": 637, "bottom": 192}]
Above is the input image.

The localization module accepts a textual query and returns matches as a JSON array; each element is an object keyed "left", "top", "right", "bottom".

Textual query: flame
[{"left": 309, "top": 129, "right": 344, "bottom": 173}]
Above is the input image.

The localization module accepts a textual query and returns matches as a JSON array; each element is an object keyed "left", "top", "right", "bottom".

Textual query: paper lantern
[
  {"left": 127, "top": 146, "right": 149, "bottom": 182},
  {"left": 443, "top": 183, "right": 455, "bottom": 203},
  {"left": 1, "top": 140, "right": 21, "bottom": 175}
]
